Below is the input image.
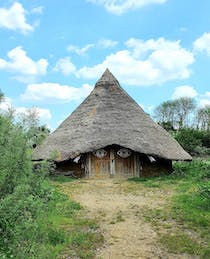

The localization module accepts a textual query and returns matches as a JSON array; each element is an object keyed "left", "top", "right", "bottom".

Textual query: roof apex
[{"left": 95, "top": 68, "right": 119, "bottom": 87}]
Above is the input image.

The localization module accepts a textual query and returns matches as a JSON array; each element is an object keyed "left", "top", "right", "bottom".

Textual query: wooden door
[
  {"left": 90, "top": 148, "right": 110, "bottom": 178},
  {"left": 114, "top": 149, "right": 134, "bottom": 178}
]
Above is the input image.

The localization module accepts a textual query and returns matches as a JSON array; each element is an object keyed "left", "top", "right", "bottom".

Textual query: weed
[
  {"left": 110, "top": 211, "right": 125, "bottom": 224},
  {"left": 159, "top": 232, "right": 204, "bottom": 255}
]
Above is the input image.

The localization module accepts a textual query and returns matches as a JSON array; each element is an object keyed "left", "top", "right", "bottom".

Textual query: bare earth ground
[{"left": 59, "top": 179, "right": 197, "bottom": 259}]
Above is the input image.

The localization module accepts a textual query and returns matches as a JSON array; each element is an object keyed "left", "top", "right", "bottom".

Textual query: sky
[{"left": 0, "top": 0, "right": 210, "bottom": 130}]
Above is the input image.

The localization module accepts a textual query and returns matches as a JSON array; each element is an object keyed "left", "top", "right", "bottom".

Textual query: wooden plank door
[
  {"left": 114, "top": 150, "right": 134, "bottom": 178},
  {"left": 90, "top": 149, "right": 110, "bottom": 178}
]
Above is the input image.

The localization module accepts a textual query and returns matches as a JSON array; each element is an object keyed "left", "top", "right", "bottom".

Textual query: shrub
[
  {"left": 174, "top": 129, "right": 210, "bottom": 156},
  {"left": 0, "top": 115, "right": 56, "bottom": 258},
  {"left": 173, "top": 160, "right": 210, "bottom": 180},
  {"left": 0, "top": 116, "right": 32, "bottom": 198}
]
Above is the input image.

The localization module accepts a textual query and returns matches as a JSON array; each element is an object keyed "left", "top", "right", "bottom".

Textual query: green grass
[
  {"left": 159, "top": 232, "right": 205, "bottom": 256},
  {"left": 129, "top": 175, "right": 181, "bottom": 188},
  {"left": 47, "top": 178, "right": 103, "bottom": 259},
  {"left": 50, "top": 175, "right": 76, "bottom": 183},
  {"left": 130, "top": 159, "right": 210, "bottom": 258},
  {"left": 42, "top": 198, "right": 103, "bottom": 258}
]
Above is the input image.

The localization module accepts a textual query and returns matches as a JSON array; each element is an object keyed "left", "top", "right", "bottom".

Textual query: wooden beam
[
  {"left": 134, "top": 153, "right": 140, "bottom": 177},
  {"left": 88, "top": 152, "right": 91, "bottom": 177},
  {"left": 110, "top": 149, "right": 115, "bottom": 177}
]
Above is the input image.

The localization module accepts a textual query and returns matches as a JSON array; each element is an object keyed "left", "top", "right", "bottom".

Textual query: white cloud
[
  {"left": 87, "top": 0, "right": 167, "bottom": 15},
  {"left": 199, "top": 99, "right": 210, "bottom": 108},
  {"left": 125, "top": 37, "right": 181, "bottom": 58},
  {"left": 204, "top": 91, "right": 210, "bottom": 98},
  {"left": 0, "top": 97, "right": 13, "bottom": 112},
  {"left": 54, "top": 57, "right": 76, "bottom": 75},
  {"left": 0, "top": 46, "right": 48, "bottom": 81},
  {"left": 0, "top": 97, "right": 51, "bottom": 121},
  {"left": 31, "top": 6, "right": 44, "bottom": 14},
  {"left": 77, "top": 37, "right": 194, "bottom": 86},
  {"left": 16, "top": 106, "right": 52, "bottom": 121},
  {"left": 172, "top": 85, "right": 198, "bottom": 99},
  {"left": 199, "top": 91, "right": 210, "bottom": 108},
  {"left": 67, "top": 44, "right": 94, "bottom": 56},
  {"left": 21, "top": 83, "right": 93, "bottom": 102},
  {"left": 98, "top": 39, "right": 118, "bottom": 48},
  {"left": 0, "top": 2, "right": 33, "bottom": 34},
  {"left": 193, "top": 32, "right": 210, "bottom": 56}
]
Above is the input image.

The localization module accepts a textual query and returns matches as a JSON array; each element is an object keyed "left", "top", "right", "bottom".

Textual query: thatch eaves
[{"left": 33, "top": 69, "right": 192, "bottom": 161}]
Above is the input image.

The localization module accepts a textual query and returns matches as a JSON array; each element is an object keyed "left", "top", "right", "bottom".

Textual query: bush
[
  {"left": 0, "top": 115, "right": 57, "bottom": 258},
  {"left": 174, "top": 129, "right": 210, "bottom": 156},
  {"left": 173, "top": 160, "right": 210, "bottom": 180},
  {"left": 0, "top": 116, "right": 32, "bottom": 198}
]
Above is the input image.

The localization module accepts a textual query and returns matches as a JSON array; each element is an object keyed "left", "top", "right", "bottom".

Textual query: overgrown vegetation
[
  {"left": 154, "top": 97, "right": 210, "bottom": 156},
  {"left": 0, "top": 111, "right": 102, "bottom": 258},
  {"left": 130, "top": 160, "right": 210, "bottom": 258}
]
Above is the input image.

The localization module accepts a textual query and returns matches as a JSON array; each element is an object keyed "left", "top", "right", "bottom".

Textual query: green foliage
[
  {"left": 174, "top": 128, "right": 210, "bottom": 156},
  {"left": 17, "top": 106, "right": 50, "bottom": 148},
  {"left": 0, "top": 115, "right": 57, "bottom": 258},
  {"left": 198, "top": 182, "right": 210, "bottom": 201},
  {"left": 154, "top": 97, "right": 196, "bottom": 129},
  {"left": 196, "top": 106, "right": 210, "bottom": 131},
  {"left": 0, "top": 89, "right": 4, "bottom": 102},
  {"left": 0, "top": 116, "right": 32, "bottom": 197},
  {"left": 0, "top": 114, "right": 102, "bottom": 258},
  {"left": 173, "top": 160, "right": 210, "bottom": 180},
  {"left": 173, "top": 160, "right": 210, "bottom": 211}
]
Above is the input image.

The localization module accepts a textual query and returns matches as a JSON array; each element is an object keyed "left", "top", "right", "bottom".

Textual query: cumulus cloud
[
  {"left": 87, "top": 0, "right": 167, "bottom": 15},
  {"left": 54, "top": 57, "right": 76, "bottom": 75},
  {"left": 31, "top": 6, "right": 44, "bottom": 14},
  {"left": 67, "top": 44, "right": 94, "bottom": 56},
  {"left": 98, "top": 39, "right": 118, "bottom": 48},
  {"left": 0, "top": 97, "right": 51, "bottom": 121},
  {"left": 0, "top": 2, "right": 33, "bottom": 34},
  {"left": 200, "top": 99, "right": 210, "bottom": 107},
  {"left": 0, "top": 46, "right": 48, "bottom": 82},
  {"left": 66, "top": 39, "right": 117, "bottom": 56},
  {"left": 77, "top": 37, "right": 194, "bottom": 86},
  {"left": 205, "top": 91, "right": 210, "bottom": 98},
  {"left": 0, "top": 97, "right": 13, "bottom": 112},
  {"left": 172, "top": 85, "right": 198, "bottom": 99},
  {"left": 21, "top": 83, "right": 93, "bottom": 102},
  {"left": 199, "top": 91, "right": 210, "bottom": 108},
  {"left": 16, "top": 106, "right": 51, "bottom": 121},
  {"left": 193, "top": 32, "right": 210, "bottom": 56}
]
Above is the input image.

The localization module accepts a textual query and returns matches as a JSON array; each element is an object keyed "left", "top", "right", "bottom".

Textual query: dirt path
[{"left": 59, "top": 179, "right": 193, "bottom": 259}]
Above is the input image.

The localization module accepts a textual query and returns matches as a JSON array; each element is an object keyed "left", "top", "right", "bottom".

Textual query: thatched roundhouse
[{"left": 34, "top": 69, "right": 192, "bottom": 178}]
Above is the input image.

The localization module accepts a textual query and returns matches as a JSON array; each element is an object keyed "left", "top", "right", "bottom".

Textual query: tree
[
  {"left": 0, "top": 89, "right": 4, "bottom": 103},
  {"left": 18, "top": 107, "right": 50, "bottom": 148},
  {"left": 154, "top": 100, "right": 177, "bottom": 130},
  {"left": 173, "top": 97, "right": 196, "bottom": 128},
  {"left": 196, "top": 106, "right": 210, "bottom": 131},
  {"left": 154, "top": 97, "right": 196, "bottom": 130}
]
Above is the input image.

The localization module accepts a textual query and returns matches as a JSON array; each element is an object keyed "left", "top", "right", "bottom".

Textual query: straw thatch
[{"left": 33, "top": 69, "right": 192, "bottom": 162}]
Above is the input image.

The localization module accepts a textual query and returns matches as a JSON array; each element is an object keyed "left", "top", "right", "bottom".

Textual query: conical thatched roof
[{"left": 34, "top": 69, "right": 192, "bottom": 161}]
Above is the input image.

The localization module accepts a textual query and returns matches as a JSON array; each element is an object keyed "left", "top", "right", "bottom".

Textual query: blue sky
[{"left": 0, "top": 0, "right": 210, "bottom": 130}]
